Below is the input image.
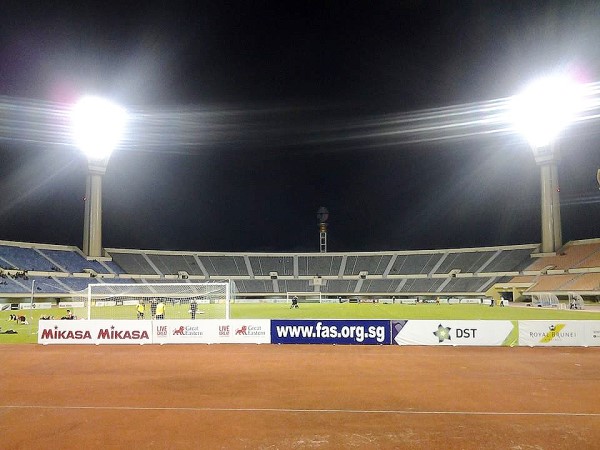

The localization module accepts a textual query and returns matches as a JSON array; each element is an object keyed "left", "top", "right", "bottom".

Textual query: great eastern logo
[{"left": 234, "top": 325, "right": 266, "bottom": 336}]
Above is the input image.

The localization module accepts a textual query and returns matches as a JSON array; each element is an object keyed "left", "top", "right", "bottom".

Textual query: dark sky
[{"left": 1, "top": 1, "right": 600, "bottom": 252}]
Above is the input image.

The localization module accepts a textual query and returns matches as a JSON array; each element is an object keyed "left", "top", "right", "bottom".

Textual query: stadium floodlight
[
  {"left": 510, "top": 75, "right": 582, "bottom": 149},
  {"left": 510, "top": 75, "right": 583, "bottom": 254},
  {"left": 71, "top": 96, "right": 127, "bottom": 257},
  {"left": 317, "top": 207, "right": 329, "bottom": 253},
  {"left": 71, "top": 96, "right": 127, "bottom": 161}
]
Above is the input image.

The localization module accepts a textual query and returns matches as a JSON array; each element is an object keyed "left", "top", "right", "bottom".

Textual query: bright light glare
[
  {"left": 71, "top": 96, "right": 127, "bottom": 160},
  {"left": 510, "top": 75, "right": 583, "bottom": 148}
]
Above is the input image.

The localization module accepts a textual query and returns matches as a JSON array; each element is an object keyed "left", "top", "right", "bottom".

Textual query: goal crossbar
[{"left": 286, "top": 291, "right": 323, "bottom": 303}]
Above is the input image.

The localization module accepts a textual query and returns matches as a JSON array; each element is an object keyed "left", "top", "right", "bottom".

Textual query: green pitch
[{"left": 1, "top": 302, "right": 598, "bottom": 344}]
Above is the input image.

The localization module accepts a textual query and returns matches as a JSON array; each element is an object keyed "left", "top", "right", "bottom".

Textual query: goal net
[
  {"left": 286, "top": 291, "right": 323, "bottom": 304},
  {"left": 76, "top": 282, "right": 233, "bottom": 320}
]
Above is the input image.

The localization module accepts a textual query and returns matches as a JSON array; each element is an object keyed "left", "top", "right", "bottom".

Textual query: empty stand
[
  {"left": 278, "top": 279, "right": 310, "bottom": 293},
  {"left": 399, "top": 278, "right": 446, "bottom": 293},
  {"left": 110, "top": 252, "right": 157, "bottom": 274},
  {"left": 147, "top": 254, "right": 204, "bottom": 276},
  {"left": 436, "top": 251, "right": 496, "bottom": 274},
  {"left": 196, "top": 255, "right": 248, "bottom": 276},
  {"left": 483, "top": 248, "right": 534, "bottom": 272},
  {"left": 343, "top": 255, "right": 392, "bottom": 276},
  {"left": 39, "top": 249, "right": 109, "bottom": 274},
  {"left": 235, "top": 279, "right": 274, "bottom": 293},
  {"left": 359, "top": 279, "right": 403, "bottom": 293},
  {"left": 527, "top": 241, "right": 600, "bottom": 271},
  {"left": 321, "top": 279, "right": 358, "bottom": 294},
  {"left": 388, "top": 253, "right": 443, "bottom": 275},
  {"left": 6, "top": 240, "right": 598, "bottom": 300},
  {"left": 298, "top": 255, "right": 342, "bottom": 276},
  {"left": 248, "top": 256, "right": 293, "bottom": 276},
  {"left": 0, "top": 245, "right": 55, "bottom": 271}
]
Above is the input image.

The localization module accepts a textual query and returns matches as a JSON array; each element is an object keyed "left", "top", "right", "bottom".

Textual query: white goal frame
[
  {"left": 286, "top": 291, "right": 323, "bottom": 304},
  {"left": 85, "top": 282, "right": 232, "bottom": 320}
]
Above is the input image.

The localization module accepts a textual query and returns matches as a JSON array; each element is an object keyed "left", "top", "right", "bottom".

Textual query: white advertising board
[
  {"left": 153, "top": 319, "right": 271, "bottom": 344},
  {"left": 38, "top": 320, "right": 153, "bottom": 345},
  {"left": 518, "top": 321, "right": 585, "bottom": 346},
  {"left": 585, "top": 321, "right": 600, "bottom": 347},
  {"left": 392, "top": 320, "right": 517, "bottom": 346},
  {"left": 20, "top": 303, "right": 52, "bottom": 310},
  {"left": 58, "top": 302, "right": 85, "bottom": 308}
]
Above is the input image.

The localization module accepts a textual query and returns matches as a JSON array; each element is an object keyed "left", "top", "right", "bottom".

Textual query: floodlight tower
[
  {"left": 317, "top": 207, "right": 329, "bottom": 252},
  {"left": 512, "top": 76, "right": 582, "bottom": 254},
  {"left": 71, "top": 96, "right": 127, "bottom": 257}
]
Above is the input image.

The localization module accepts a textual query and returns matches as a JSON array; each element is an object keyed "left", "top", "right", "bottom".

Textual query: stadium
[
  {"left": 3, "top": 3, "right": 600, "bottom": 450},
  {"left": 2, "top": 153, "right": 600, "bottom": 449},
  {"left": 1, "top": 237, "right": 600, "bottom": 311}
]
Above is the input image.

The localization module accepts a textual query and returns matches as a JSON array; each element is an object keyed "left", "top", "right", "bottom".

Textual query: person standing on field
[
  {"left": 155, "top": 300, "right": 165, "bottom": 320},
  {"left": 137, "top": 301, "right": 145, "bottom": 320}
]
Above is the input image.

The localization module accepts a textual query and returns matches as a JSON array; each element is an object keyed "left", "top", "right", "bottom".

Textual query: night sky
[{"left": 1, "top": 1, "right": 600, "bottom": 252}]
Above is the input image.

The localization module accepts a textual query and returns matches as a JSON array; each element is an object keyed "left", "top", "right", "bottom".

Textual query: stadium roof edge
[
  {"left": 0, "top": 240, "right": 82, "bottom": 252},
  {"left": 104, "top": 243, "right": 541, "bottom": 257},
  {"left": 565, "top": 238, "right": 600, "bottom": 246}
]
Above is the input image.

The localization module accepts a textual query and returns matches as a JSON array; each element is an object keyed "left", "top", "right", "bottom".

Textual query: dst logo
[
  {"left": 156, "top": 325, "right": 167, "bottom": 337},
  {"left": 235, "top": 326, "right": 247, "bottom": 335},
  {"left": 432, "top": 324, "right": 477, "bottom": 343},
  {"left": 219, "top": 325, "right": 230, "bottom": 336},
  {"left": 433, "top": 324, "right": 451, "bottom": 343}
]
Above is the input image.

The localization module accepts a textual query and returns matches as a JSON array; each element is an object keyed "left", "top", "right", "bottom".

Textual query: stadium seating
[
  {"left": 248, "top": 256, "right": 293, "bottom": 276},
  {"left": 198, "top": 255, "right": 249, "bottom": 276},
  {"left": 0, "top": 276, "right": 27, "bottom": 293},
  {"left": 235, "top": 279, "right": 274, "bottom": 293},
  {"left": 38, "top": 249, "right": 110, "bottom": 274},
  {"left": 2, "top": 239, "right": 599, "bottom": 300},
  {"left": 109, "top": 252, "right": 155, "bottom": 274},
  {"left": 388, "top": 253, "right": 443, "bottom": 275},
  {"left": 507, "top": 241, "right": 600, "bottom": 296},
  {"left": 298, "top": 255, "right": 343, "bottom": 276},
  {"left": 343, "top": 255, "right": 392, "bottom": 276},
  {"left": 0, "top": 245, "right": 56, "bottom": 271}
]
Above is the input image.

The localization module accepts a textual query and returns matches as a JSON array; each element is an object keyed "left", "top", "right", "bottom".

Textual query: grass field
[{"left": 1, "top": 301, "right": 599, "bottom": 344}]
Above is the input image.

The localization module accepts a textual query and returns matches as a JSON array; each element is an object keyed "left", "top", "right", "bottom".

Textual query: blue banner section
[{"left": 271, "top": 320, "right": 391, "bottom": 345}]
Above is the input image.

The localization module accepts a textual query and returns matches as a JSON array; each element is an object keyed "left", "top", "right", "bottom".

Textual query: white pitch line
[{"left": 1, "top": 405, "right": 599, "bottom": 417}]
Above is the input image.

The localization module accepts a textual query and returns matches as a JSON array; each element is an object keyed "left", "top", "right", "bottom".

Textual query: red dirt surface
[{"left": 1, "top": 344, "right": 599, "bottom": 449}]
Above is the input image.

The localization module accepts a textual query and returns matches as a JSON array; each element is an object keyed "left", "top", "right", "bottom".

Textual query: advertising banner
[
  {"left": 38, "top": 320, "right": 152, "bottom": 345},
  {"left": 153, "top": 319, "right": 271, "bottom": 344},
  {"left": 584, "top": 321, "right": 600, "bottom": 347},
  {"left": 518, "top": 321, "right": 586, "bottom": 346},
  {"left": 391, "top": 320, "right": 517, "bottom": 346},
  {"left": 271, "top": 320, "right": 391, "bottom": 345}
]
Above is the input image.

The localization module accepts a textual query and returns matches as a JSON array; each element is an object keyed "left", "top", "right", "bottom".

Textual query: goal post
[
  {"left": 79, "top": 281, "right": 233, "bottom": 320},
  {"left": 286, "top": 291, "right": 323, "bottom": 304}
]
